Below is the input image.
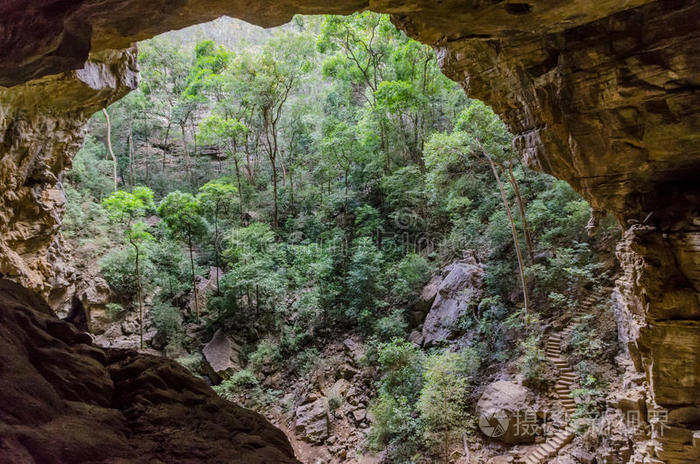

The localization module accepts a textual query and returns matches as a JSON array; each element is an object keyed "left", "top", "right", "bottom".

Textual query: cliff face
[
  {"left": 0, "top": 1, "right": 698, "bottom": 462},
  {"left": 0, "top": 48, "right": 138, "bottom": 300}
]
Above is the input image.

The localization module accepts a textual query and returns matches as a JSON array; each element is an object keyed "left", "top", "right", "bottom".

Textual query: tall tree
[
  {"left": 101, "top": 108, "right": 118, "bottom": 191},
  {"left": 234, "top": 32, "right": 315, "bottom": 233},
  {"left": 197, "top": 181, "right": 238, "bottom": 293},
  {"left": 101, "top": 187, "right": 155, "bottom": 348},
  {"left": 158, "top": 191, "right": 206, "bottom": 320}
]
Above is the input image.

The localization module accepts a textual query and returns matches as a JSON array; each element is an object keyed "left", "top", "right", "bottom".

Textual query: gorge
[{"left": 1, "top": 1, "right": 699, "bottom": 463}]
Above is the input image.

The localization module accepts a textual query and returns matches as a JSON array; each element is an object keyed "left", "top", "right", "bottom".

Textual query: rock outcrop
[
  {"left": 421, "top": 257, "right": 484, "bottom": 346},
  {"left": 1, "top": 1, "right": 699, "bottom": 463},
  {"left": 0, "top": 47, "right": 137, "bottom": 298},
  {"left": 0, "top": 279, "right": 299, "bottom": 464}
]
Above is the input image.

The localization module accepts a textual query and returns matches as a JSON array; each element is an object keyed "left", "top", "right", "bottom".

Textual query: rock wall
[
  {"left": 1, "top": 1, "right": 699, "bottom": 462},
  {"left": 0, "top": 47, "right": 138, "bottom": 299},
  {"left": 0, "top": 279, "right": 299, "bottom": 464}
]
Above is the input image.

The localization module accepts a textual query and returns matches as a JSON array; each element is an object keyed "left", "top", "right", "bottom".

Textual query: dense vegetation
[{"left": 64, "top": 13, "right": 616, "bottom": 462}]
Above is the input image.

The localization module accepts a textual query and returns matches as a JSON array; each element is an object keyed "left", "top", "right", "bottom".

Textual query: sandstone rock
[
  {"left": 202, "top": 329, "right": 242, "bottom": 380},
  {"left": 295, "top": 398, "right": 329, "bottom": 444},
  {"left": 422, "top": 258, "right": 484, "bottom": 346},
  {"left": 487, "top": 456, "right": 512, "bottom": 464},
  {"left": 343, "top": 337, "right": 364, "bottom": 364},
  {"left": 476, "top": 380, "right": 538, "bottom": 444},
  {"left": 351, "top": 408, "right": 367, "bottom": 423},
  {"left": 0, "top": 279, "right": 298, "bottom": 464}
]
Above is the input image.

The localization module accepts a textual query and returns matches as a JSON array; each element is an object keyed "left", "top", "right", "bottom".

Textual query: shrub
[
  {"left": 373, "top": 310, "right": 408, "bottom": 341},
  {"left": 248, "top": 338, "right": 283, "bottom": 373},
  {"left": 100, "top": 249, "right": 139, "bottom": 302},
  {"left": 520, "top": 334, "right": 549, "bottom": 390},
  {"left": 376, "top": 338, "right": 425, "bottom": 403},
  {"left": 150, "top": 301, "right": 183, "bottom": 344},
  {"left": 347, "top": 237, "right": 387, "bottom": 329},
  {"left": 294, "top": 347, "right": 321, "bottom": 377},
  {"left": 176, "top": 352, "right": 205, "bottom": 374},
  {"left": 368, "top": 393, "right": 423, "bottom": 461},
  {"left": 417, "top": 351, "right": 472, "bottom": 462},
  {"left": 213, "top": 369, "right": 261, "bottom": 402},
  {"left": 392, "top": 253, "right": 431, "bottom": 299}
]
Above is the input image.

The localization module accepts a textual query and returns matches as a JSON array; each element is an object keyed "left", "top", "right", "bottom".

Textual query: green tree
[
  {"left": 417, "top": 351, "right": 471, "bottom": 464},
  {"left": 157, "top": 191, "right": 206, "bottom": 319},
  {"left": 233, "top": 32, "right": 315, "bottom": 233},
  {"left": 198, "top": 115, "right": 248, "bottom": 218},
  {"left": 100, "top": 187, "right": 155, "bottom": 347},
  {"left": 197, "top": 181, "right": 238, "bottom": 292},
  {"left": 347, "top": 237, "right": 386, "bottom": 330}
]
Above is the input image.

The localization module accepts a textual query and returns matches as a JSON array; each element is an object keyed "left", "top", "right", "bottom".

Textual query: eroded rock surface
[
  {"left": 0, "top": 47, "right": 137, "bottom": 298},
  {"left": 0, "top": 279, "right": 299, "bottom": 464}
]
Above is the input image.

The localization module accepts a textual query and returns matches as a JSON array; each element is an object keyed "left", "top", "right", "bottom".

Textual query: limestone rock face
[
  {"left": 476, "top": 381, "right": 538, "bottom": 445},
  {"left": 0, "top": 279, "right": 299, "bottom": 464},
  {"left": 422, "top": 257, "right": 484, "bottom": 346}
]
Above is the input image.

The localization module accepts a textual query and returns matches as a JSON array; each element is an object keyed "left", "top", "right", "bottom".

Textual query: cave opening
[{"left": 1, "top": 2, "right": 699, "bottom": 464}]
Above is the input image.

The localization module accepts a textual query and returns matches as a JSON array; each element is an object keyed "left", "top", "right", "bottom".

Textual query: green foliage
[
  {"left": 68, "top": 135, "right": 114, "bottom": 200},
  {"left": 64, "top": 17, "right": 610, "bottom": 461},
  {"left": 213, "top": 369, "right": 263, "bottom": 403},
  {"left": 570, "top": 374, "right": 606, "bottom": 421},
  {"left": 373, "top": 310, "right": 408, "bottom": 341},
  {"left": 150, "top": 301, "right": 183, "bottom": 344},
  {"left": 101, "top": 187, "right": 154, "bottom": 222},
  {"left": 417, "top": 351, "right": 472, "bottom": 458},
  {"left": 248, "top": 338, "right": 283, "bottom": 373},
  {"left": 157, "top": 191, "right": 206, "bottom": 239},
  {"left": 100, "top": 248, "right": 153, "bottom": 304},
  {"left": 369, "top": 339, "right": 426, "bottom": 461},
  {"left": 347, "top": 237, "right": 386, "bottom": 330},
  {"left": 391, "top": 253, "right": 431, "bottom": 299},
  {"left": 520, "top": 334, "right": 549, "bottom": 390}
]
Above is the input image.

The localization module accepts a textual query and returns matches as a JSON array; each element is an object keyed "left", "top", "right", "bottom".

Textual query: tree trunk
[
  {"left": 486, "top": 156, "right": 530, "bottom": 324},
  {"left": 162, "top": 122, "right": 171, "bottom": 172},
  {"left": 180, "top": 123, "right": 191, "bottom": 187},
  {"left": 214, "top": 202, "right": 220, "bottom": 295},
  {"left": 102, "top": 108, "right": 118, "bottom": 191},
  {"left": 128, "top": 120, "right": 135, "bottom": 187},
  {"left": 188, "top": 231, "right": 199, "bottom": 321},
  {"left": 271, "top": 154, "right": 278, "bottom": 233},
  {"left": 233, "top": 157, "right": 244, "bottom": 224},
  {"left": 289, "top": 167, "right": 295, "bottom": 213},
  {"left": 507, "top": 165, "right": 535, "bottom": 265},
  {"left": 130, "top": 239, "right": 144, "bottom": 350}
]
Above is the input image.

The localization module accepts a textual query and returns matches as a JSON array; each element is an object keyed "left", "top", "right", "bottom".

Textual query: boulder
[
  {"left": 422, "top": 257, "right": 483, "bottom": 346},
  {"left": 412, "top": 273, "right": 442, "bottom": 317},
  {"left": 202, "top": 329, "right": 242, "bottom": 380},
  {"left": 476, "top": 380, "right": 538, "bottom": 444},
  {"left": 295, "top": 398, "right": 329, "bottom": 444}
]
